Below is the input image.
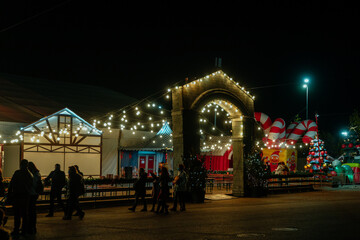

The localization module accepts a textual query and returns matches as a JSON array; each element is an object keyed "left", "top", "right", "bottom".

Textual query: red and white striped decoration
[
  {"left": 254, "top": 112, "right": 272, "bottom": 135},
  {"left": 255, "top": 113, "right": 318, "bottom": 146},
  {"left": 286, "top": 120, "right": 318, "bottom": 145},
  {"left": 268, "top": 118, "right": 286, "bottom": 142},
  {"left": 286, "top": 122, "right": 298, "bottom": 138},
  {"left": 301, "top": 120, "right": 318, "bottom": 144}
]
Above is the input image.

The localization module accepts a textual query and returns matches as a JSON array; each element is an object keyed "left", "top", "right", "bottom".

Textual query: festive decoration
[
  {"left": 287, "top": 151, "right": 297, "bottom": 172},
  {"left": 286, "top": 122, "right": 299, "bottom": 138},
  {"left": 254, "top": 112, "right": 272, "bottom": 135},
  {"left": 268, "top": 118, "right": 286, "bottom": 143},
  {"left": 287, "top": 120, "right": 317, "bottom": 145},
  {"left": 261, "top": 148, "right": 297, "bottom": 172},
  {"left": 183, "top": 154, "right": 208, "bottom": 203},
  {"left": 269, "top": 150, "right": 280, "bottom": 172},
  {"left": 341, "top": 129, "right": 360, "bottom": 163},
  {"left": 304, "top": 137, "right": 330, "bottom": 172},
  {"left": 342, "top": 163, "right": 360, "bottom": 183},
  {"left": 244, "top": 152, "right": 268, "bottom": 197},
  {"left": 1, "top": 70, "right": 253, "bottom": 147},
  {"left": 255, "top": 112, "right": 318, "bottom": 147}
]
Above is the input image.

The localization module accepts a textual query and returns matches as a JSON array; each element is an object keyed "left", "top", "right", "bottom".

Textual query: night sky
[{"left": 1, "top": 1, "right": 359, "bottom": 137}]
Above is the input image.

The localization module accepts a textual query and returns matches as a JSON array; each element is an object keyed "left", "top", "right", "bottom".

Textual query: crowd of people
[
  {"left": 0, "top": 160, "right": 85, "bottom": 238},
  {"left": 129, "top": 164, "right": 188, "bottom": 214},
  {"left": 0, "top": 162, "right": 188, "bottom": 238}
]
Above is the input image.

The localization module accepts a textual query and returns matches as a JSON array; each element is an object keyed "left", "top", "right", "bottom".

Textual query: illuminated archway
[{"left": 171, "top": 70, "right": 255, "bottom": 197}]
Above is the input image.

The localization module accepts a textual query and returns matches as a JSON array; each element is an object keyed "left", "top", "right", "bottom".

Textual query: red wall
[{"left": 204, "top": 147, "right": 233, "bottom": 171}]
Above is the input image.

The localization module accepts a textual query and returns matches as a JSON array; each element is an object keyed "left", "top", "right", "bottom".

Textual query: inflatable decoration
[
  {"left": 268, "top": 118, "right": 286, "bottom": 142},
  {"left": 286, "top": 122, "right": 299, "bottom": 138},
  {"left": 341, "top": 164, "right": 354, "bottom": 183},
  {"left": 255, "top": 112, "right": 318, "bottom": 146},
  {"left": 334, "top": 164, "right": 355, "bottom": 184},
  {"left": 254, "top": 112, "right": 272, "bottom": 135},
  {"left": 332, "top": 160, "right": 342, "bottom": 168},
  {"left": 343, "top": 163, "right": 360, "bottom": 183}
]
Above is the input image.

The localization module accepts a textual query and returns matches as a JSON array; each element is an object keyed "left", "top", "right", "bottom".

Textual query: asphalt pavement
[{"left": 4, "top": 187, "right": 360, "bottom": 240}]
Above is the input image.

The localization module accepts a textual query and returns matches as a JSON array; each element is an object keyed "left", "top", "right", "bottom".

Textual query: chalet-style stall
[{"left": 11, "top": 108, "right": 102, "bottom": 176}]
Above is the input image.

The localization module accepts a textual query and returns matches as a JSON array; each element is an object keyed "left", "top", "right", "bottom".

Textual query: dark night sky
[{"left": 0, "top": 0, "right": 359, "bottom": 136}]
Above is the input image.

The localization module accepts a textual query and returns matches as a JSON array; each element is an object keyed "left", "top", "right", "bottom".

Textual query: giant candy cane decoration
[
  {"left": 255, "top": 112, "right": 317, "bottom": 145},
  {"left": 267, "top": 118, "right": 286, "bottom": 142},
  {"left": 286, "top": 122, "right": 299, "bottom": 138},
  {"left": 254, "top": 112, "right": 272, "bottom": 135},
  {"left": 287, "top": 120, "right": 317, "bottom": 145}
]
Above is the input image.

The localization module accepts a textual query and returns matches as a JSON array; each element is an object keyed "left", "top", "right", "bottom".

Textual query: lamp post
[{"left": 303, "top": 78, "right": 309, "bottom": 119}]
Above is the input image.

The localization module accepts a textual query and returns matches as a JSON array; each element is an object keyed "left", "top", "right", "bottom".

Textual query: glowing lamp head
[
  {"left": 303, "top": 84, "right": 308, "bottom": 88},
  {"left": 304, "top": 78, "right": 309, "bottom": 83}
]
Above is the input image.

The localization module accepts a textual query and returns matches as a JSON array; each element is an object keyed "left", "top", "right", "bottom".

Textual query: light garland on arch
[
  {"left": 171, "top": 70, "right": 256, "bottom": 100},
  {"left": 1, "top": 70, "right": 254, "bottom": 144}
]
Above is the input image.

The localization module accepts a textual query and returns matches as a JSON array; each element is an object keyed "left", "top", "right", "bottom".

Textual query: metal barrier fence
[
  {"left": 204, "top": 173, "right": 358, "bottom": 194},
  {"left": 1, "top": 180, "right": 173, "bottom": 207}
]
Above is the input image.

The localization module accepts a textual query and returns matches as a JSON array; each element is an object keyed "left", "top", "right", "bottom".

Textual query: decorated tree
[
  {"left": 182, "top": 154, "right": 208, "bottom": 203},
  {"left": 305, "top": 136, "right": 331, "bottom": 172},
  {"left": 341, "top": 128, "right": 360, "bottom": 163},
  {"left": 244, "top": 152, "right": 268, "bottom": 197}
]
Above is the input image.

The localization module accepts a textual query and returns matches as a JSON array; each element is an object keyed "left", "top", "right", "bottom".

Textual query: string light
[{"left": 1, "top": 70, "right": 254, "bottom": 145}]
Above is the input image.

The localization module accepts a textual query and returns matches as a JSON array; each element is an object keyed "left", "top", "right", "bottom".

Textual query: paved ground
[{"left": 4, "top": 187, "right": 360, "bottom": 240}]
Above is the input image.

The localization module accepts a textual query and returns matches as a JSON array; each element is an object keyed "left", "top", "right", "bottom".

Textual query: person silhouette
[
  {"left": 63, "top": 166, "right": 85, "bottom": 220},
  {"left": 156, "top": 167, "right": 170, "bottom": 214},
  {"left": 171, "top": 164, "right": 187, "bottom": 212},
  {"left": 27, "top": 162, "right": 43, "bottom": 235},
  {"left": 8, "top": 159, "right": 33, "bottom": 237},
  {"left": 128, "top": 168, "right": 147, "bottom": 212},
  {"left": 45, "top": 164, "right": 66, "bottom": 217},
  {"left": 150, "top": 172, "right": 160, "bottom": 212}
]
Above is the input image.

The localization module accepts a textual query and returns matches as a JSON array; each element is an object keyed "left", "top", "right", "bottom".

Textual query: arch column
[
  {"left": 231, "top": 116, "right": 244, "bottom": 197},
  {"left": 172, "top": 87, "right": 200, "bottom": 177},
  {"left": 172, "top": 109, "right": 200, "bottom": 176}
]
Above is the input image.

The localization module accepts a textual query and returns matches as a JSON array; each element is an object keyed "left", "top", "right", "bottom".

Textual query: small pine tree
[
  {"left": 244, "top": 152, "right": 268, "bottom": 196},
  {"left": 182, "top": 154, "right": 207, "bottom": 202}
]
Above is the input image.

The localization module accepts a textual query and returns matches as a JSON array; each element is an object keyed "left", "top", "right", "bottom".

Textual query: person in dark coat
[
  {"left": 156, "top": 166, "right": 170, "bottom": 214},
  {"left": 170, "top": 164, "right": 187, "bottom": 212},
  {"left": 45, "top": 164, "right": 66, "bottom": 217},
  {"left": 63, "top": 166, "right": 85, "bottom": 220},
  {"left": 27, "top": 162, "right": 43, "bottom": 235},
  {"left": 150, "top": 172, "right": 160, "bottom": 212},
  {"left": 8, "top": 159, "right": 33, "bottom": 237},
  {"left": 128, "top": 168, "right": 147, "bottom": 212}
]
